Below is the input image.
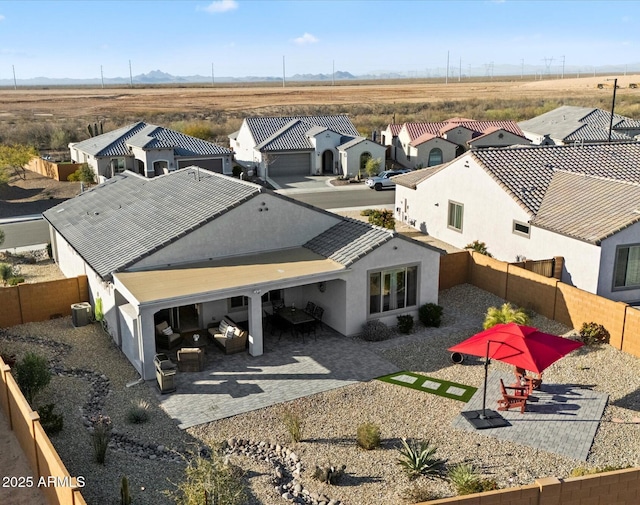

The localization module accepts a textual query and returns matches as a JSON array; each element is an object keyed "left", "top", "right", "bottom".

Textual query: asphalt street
[{"left": 282, "top": 188, "right": 395, "bottom": 210}]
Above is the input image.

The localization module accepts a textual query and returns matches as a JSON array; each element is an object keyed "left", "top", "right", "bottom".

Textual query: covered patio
[
  {"left": 112, "top": 248, "right": 348, "bottom": 380},
  {"left": 151, "top": 326, "right": 400, "bottom": 429}
]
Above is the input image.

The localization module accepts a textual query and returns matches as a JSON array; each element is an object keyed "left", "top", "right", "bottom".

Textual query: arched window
[{"left": 428, "top": 148, "right": 443, "bottom": 166}]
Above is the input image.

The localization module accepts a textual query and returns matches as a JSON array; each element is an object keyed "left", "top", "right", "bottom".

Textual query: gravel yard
[{"left": 1, "top": 284, "right": 639, "bottom": 505}]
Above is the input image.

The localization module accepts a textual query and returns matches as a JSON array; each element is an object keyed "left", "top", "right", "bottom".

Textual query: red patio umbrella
[{"left": 448, "top": 323, "right": 583, "bottom": 428}]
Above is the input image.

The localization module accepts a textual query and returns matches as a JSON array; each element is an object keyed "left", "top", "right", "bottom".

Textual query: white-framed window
[
  {"left": 229, "top": 296, "right": 248, "bottom": 309},
  {"left": 448, "top": 201, "right": 463, "bottom": 232},
  {"left": 110, "top": 157, "right": 126, "bottom": 174},
  {"left": 428, "top": 148, "right": 443, "bottom": 166},
  {"left": 261, "top": 289, "right": 284, "bottom": 304},
  {"left": 229, "top": 289, "right": 284, "bottom": 309},
  {"left": 613, "top": 244, "right": 640, "bottom": 289},
  {"left": 512, "top": 220, "right": 530, "bottom": 238},
  {"left": 369, "top": 265, "right": 418, "bottom": 315}
]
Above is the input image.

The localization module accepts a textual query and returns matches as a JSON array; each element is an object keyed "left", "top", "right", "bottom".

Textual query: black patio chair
[
  {"left": 272, "top": 299, "right": 285, "bottom": 312},
  {"left": 304, "top": 301, "right": 316, "bottom": 315}
]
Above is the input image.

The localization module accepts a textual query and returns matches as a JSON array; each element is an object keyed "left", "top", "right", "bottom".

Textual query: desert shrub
[
  {"left": 401, "top": 481, "right": 442, "bottom": 503},
  {"left": 15, "top": 352, "right": 50, "bottom": 405},
  {"left": 483, "top": 303, "right": 529, "bottom": 329},
  {"left": 46, "top": 242, "right": 52, "bottom": 259},
  {"left": 121, "top": 476, "right": 132, "bottom": 505},
  {"left": 464, "top": 240, "right": 493, "bottom": 257},
  {"left": 38, "top": 403, "right": 64, "bottom": 435},
  {"left": 359, "top": 208, "right": 373, "bottom": 216},
  {"left": 418, "top": 303, "right": 443, "bottom": 327},
  {"left": 367, "top": 209, "right": 395, "bottom": 229},
  {"left": 232, "top": 165, "right": 243, "bottom": 177},
  {"left": 360, "top": 319, "right": 392, "bottom": 341},
  {"left": 396, "top": 314, "right": 414, "bottom": 334},
  {"left": 570, "top": 465, "right": 629, "bottom": 477},
  {"left": 0, "top": 228, "right": 4, "bottom": 246},
  {"left": 448, "top": 463, "right": 498, "bottom": 495},
  {"left": 281, "top": 405, "right": 304, "bottom": 443},
  {"left": 91, "top": 414, "right": 112, "bottom": 464},
  {"left": 396, "top": 438, "right": 445, "bottom": 479},
  {"left": 67, "top": 163, "right": 95, "bottom": 184},
  {"left": 0, "top": 263, "right": 15, "bottom": 285},
  {"left": 173, "top": 120, "right": 215, "bottom": 141},
  {"left": 356, "top": 422, "right": 381, "bottom": 450},
  {"left": 172, "top": 450, "right": 247, "bottom": 505},
  {"left": 126, "top": 399, "right": 150, "bottom": 424},
  {"left": 8, "top": 276, "right": 25, "bottom": 286},
  {"left": 364, "top": 157, "right": 382, "bottom": 177},
  {"left": 579, "top": 322, "right": 610, "bottom": 346}
]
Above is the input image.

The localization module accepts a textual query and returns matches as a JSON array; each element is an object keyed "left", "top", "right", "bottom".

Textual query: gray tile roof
[
  {"left": 337, "top": 137, "right": 366, "bottom": 150},
  {"left": 531, "top": 171, "right": 640, "bottom": 244},
  {"left": 256, "top": 119, "right": 320, "bottom": 151},
  {"left": 71, "top": 121, "right": 231, "bottom": 158},
  {"left": 43, "top": 170, "right": 261, "bottom": 279},
  {"left": 303, "top": 218, "right": 394, "bottom": 267},
  {"left": 245, "top": 115, "right": 359, "bottom": 146},
  {"left": 393, "top": 162, "right": 453, "bottom": 189},
  {"left": 518, "top": 105, "right": 640, "bottom": 143},
  {"left": 471, "top": 142, "right": 640, "bottom": 214}
]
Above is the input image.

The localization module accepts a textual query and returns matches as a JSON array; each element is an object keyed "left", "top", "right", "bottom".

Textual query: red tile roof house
[
  {"left": 387, "top": 118, "right": 530, "bottom": 170},
  {"left": 393, "top": 141, "right": 640, "bottom": 304},
  {"left": 43, "top": 168, "right": 442, "bottom": 380}
]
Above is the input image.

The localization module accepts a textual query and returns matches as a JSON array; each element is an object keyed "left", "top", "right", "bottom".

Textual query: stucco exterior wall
[
  {"left": 442, "top": 126, "right": 473, "bottom": 146},
  {"left": 599, "top": 221, "right": 640, "bottom": 303},
  {"left": 397, "top": 157, "right": 533, "bottom": 260},
  {"left": 340, "top": 140, "right": 386, "bottom": 178},
  {"left": 311, "top": 130, "right": 342, "bottom": 174},
  {"left": 230, "top": 121, "right": 260, "bottom": 168},
  {"left": 469, "top": 130, "right": 530, "bottom": 148},
  {"left": 130, "top": 193, "right": 341, "bottom": 270},
  {"left": 341, "top": 237, "right": 441, "bottom": 336},
  {"left": 411, "top": 138, "right": 457, "bottom": 169}
]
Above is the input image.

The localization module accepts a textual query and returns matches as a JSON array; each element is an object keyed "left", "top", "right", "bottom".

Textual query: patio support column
[
  {"left": 247, "top": 293, "right": 264, "bottom": 356},
  {"left": 139, "top": 311, "right": 156, "bottom": 381}
]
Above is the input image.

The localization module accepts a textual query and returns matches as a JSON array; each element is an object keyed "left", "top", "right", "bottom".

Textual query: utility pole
[
  {"left": 332, "top": 59, "right": 335, "bottom": 86},
  {"left": 459, "top": 57, "right": 461, "bottom": 82},
  {"left": 129, "top": 60, "right": 133, "bottom": 87},
  {"left": 521, "top": 58, "right": 524, "bottom": 79},
  {"left": 282, "top": 56, "right": 285, "bottom": 88},
  {"left": 561, "top": 55, "right": 565, "bottom": 79},
  {"left": 211, "top": 63, "right": 215, "bottom": 86},
  {"left": 607, "top": 78, "right": 618, "bottom": 143},
  {"left": 445, "top": 50, "right": 449, "bottom": 84},
  {"left": 12, "top": 65, "right": 16, "bottom": 90},
  {"left": 100, "top": 65, "right": 104, "bottom": 89}
]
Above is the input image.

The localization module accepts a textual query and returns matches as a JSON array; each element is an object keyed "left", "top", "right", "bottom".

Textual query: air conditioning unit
[{"left": 71, "top": 302, "right": 92, "bottom": 327}]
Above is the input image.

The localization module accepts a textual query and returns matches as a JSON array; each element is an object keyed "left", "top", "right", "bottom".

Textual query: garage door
[
  {"left": 268, "top": 153, "right": 311, "bottom": 176},
  {"left": 178, "top": 158, "right": 223, "bottom": 173}
]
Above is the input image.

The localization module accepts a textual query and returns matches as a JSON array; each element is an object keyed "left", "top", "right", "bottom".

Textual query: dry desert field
[{"left": 0, "top": 74, "right": 639, "bottom": 122}]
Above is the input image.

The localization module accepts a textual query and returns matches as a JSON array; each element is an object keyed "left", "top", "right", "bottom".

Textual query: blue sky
[{"left": 0, "top": 0, "right": 638, "bottom": 79}]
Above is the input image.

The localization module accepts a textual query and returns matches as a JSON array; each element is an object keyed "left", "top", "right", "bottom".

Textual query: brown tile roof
[
  {"left": 531, "top": 171, "right": 640, "bottom": 244},
  {"left": 387, "top": 123, "right": 403, "bottom": 136},
  {"left": 402, "top": 120, "right": 524, "bottom": 141}
]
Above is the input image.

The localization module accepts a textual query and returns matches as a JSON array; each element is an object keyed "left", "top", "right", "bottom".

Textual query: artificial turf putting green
[{"left": 377, "top": 371, "right": 477, "bottom": 402}]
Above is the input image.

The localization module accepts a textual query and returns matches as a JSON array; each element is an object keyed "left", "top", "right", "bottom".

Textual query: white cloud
[
  {"left": 201, "top": 0, "right": 238, "bottom": 14},
  {"left": 293, "top": 33, "right": 319, "bottom": 45},
  {"left": 0, "top": 15, "right": 5, "bottom": 21}
]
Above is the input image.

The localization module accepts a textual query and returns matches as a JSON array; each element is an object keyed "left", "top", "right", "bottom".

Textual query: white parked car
[{"left": 365, "top": 169, "right": 411, "bottom": 191}]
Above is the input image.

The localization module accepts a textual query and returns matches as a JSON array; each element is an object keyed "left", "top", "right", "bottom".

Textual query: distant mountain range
[{"left": 2, "top": 64, "right": 640, "bottom": 86}]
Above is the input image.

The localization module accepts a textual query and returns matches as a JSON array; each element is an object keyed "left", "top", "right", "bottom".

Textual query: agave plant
[
  {"left": 483, "top": 303, "right": 530, "bottom": 329},
  {"left": 396, "top": 438, "right": 445, "bottom": 479}
]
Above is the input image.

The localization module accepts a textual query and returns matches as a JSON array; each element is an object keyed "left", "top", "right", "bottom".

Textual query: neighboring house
[
  {"left": 394, "top": 118, "right": 529, "bottom": 169},
  {"left": 518, "top": 105, "right": 640, "bottom": 145},
  {"left": 229, "top": 115, "right": 385, "bottom": 178},
  {"left": 380, "top": 123, "right": 403, "bottom": 161},
  {"left": 69, "top": 121, "right": 233, "bottom": 180},
  {"left": 43, "top": 168, "right": 442, "bottom": 380},
  {"left": 393, "top": 141, "right": 640, "bottom": 304}
]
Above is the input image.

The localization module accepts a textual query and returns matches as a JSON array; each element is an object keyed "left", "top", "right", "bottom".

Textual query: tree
[
  {"left": 483, "top": 303, "right": 530, "bottom": 329},
  {"left": 365, "top": 157, "right": 382, "bottom": 177},
  {"left": 0, "top": 144, "right": 39, "bottom": 183},
  {"left": 15, "top": 352, "right": 51, "bottom": 405},
  {"left": 0, "top": 227, "right": 4, "bottom": 247},
  {"left": 67, "top": 163, "right": 95, "bottom": 184},
  {"left": 0, "top": 263, "right": 14, "bottom": 286},
  {"left": 367, "top": 209, "right": 395, "bottom": 229},
  {"left": 465, "top": 240, "right": 493, "bottom": 257}
]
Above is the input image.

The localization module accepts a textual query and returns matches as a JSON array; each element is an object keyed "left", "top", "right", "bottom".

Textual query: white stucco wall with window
[
  {"left": 469, "top": 130, "right": 530, "bottom": 148},
  {"left": 598, "top": 221, "right": 640, "bottom": 303},
  {"left": 411, "top": 138, "right": 457, "bottom": 169},
  {"left": 338, "top": 140, "right": 386, "bottom": 178},
  {"left": 229, "top": 122, "right": 261, "bottom": 168},
  {"left": 396, "top": 158, "right": 533, "bottom": 261}
]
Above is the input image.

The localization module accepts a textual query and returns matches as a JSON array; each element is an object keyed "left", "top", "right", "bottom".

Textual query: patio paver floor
[
  {"left": 153, "top": 328, "right": 400, "bottom": 429},
  {"left": 452, "top": 371, "right": 609, "bottom": 461}
]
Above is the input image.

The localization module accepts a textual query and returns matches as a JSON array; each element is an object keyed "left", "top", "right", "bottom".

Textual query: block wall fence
[
  {"left": 1, "top": 358, "right": 87, "bottom": 505},
  {"left": 25, "top": 157, "right": 82, "bottom": 182},
  {"left": 439, "top": 251, "right": 640, "bottom": 359}
]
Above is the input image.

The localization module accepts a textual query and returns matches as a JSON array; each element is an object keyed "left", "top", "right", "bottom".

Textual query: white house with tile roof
[
  {"left": 380, "top": 123, "right": 403, "bottom": 161},
  {"left": 393, "top": 142, "right": 640, "bottom": 304},
  {"left": 394, "top": 118, "right": 529, "bottom": 169},
  {"left": 229, "top": 115, "right": 384, "bottom": 178},
  {"left": 43, "top": 169, "right": 442, "bottom": 380},
  {"left": 69, "top": 121, "right": 233, "bottom": 180},
  {"left": 519, "top": 105, "right": 640, "bottom": 145}
]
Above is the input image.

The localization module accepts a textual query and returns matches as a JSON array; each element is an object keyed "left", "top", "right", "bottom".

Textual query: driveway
[{"left": 268, "top": 174, "right": 337, "bottom": 191}]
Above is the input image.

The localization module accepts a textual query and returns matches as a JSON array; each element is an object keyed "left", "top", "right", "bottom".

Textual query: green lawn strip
[{"left": 377, "top": 371, "right": 477, "bottom": 402}]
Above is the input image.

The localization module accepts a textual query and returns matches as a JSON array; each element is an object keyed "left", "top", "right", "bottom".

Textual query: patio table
[{"left": 275, "top": 307, "right": 315, "bottom": 341}]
